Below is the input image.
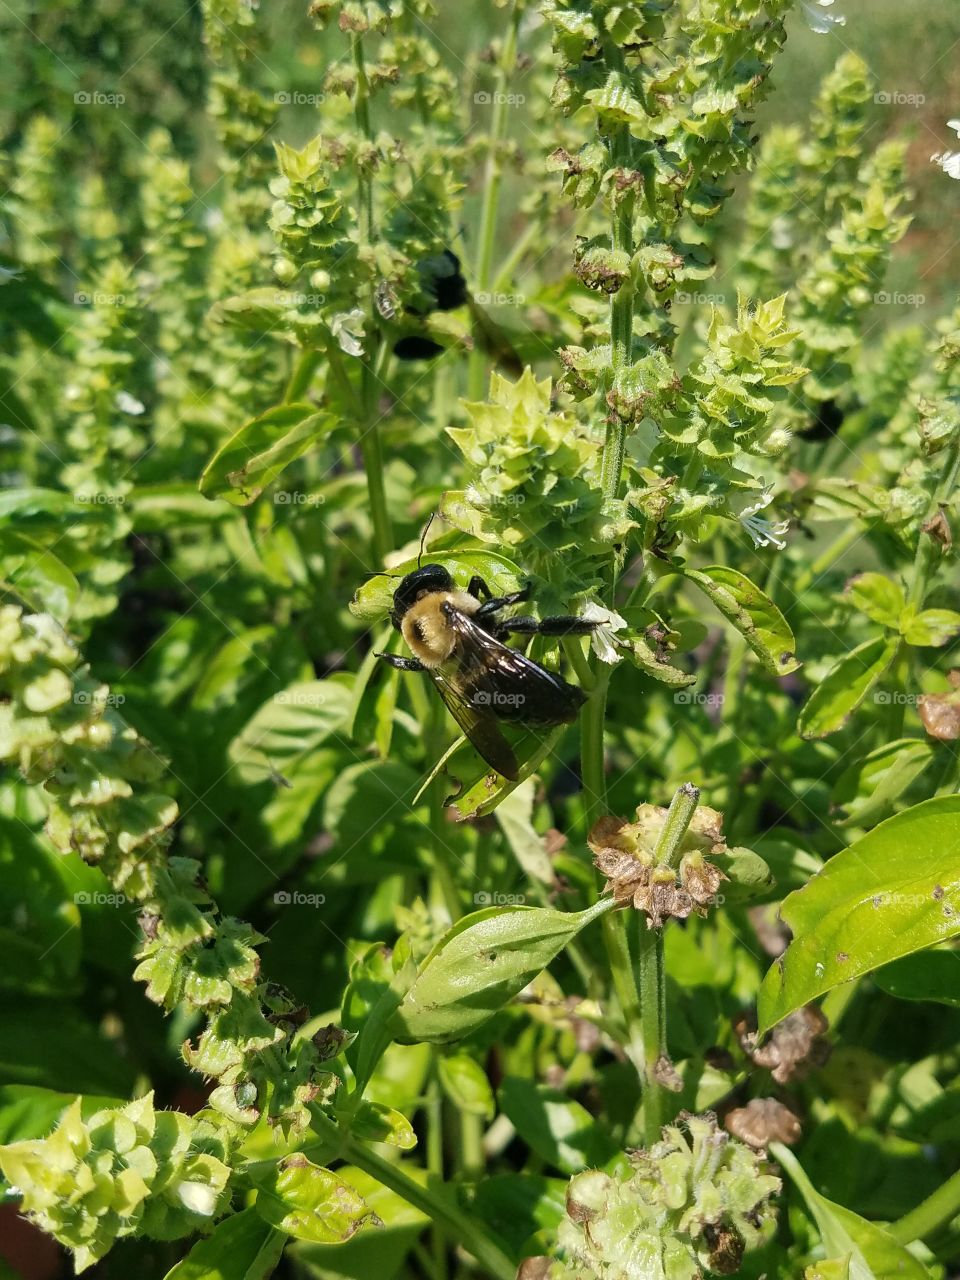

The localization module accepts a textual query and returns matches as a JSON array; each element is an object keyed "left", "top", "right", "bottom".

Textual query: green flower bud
[
  {"left": 540, "top": 1113, "right": 779, "bottom": 1279},
  {"left": 0, "top": 1095, "right": 231, "bottom": 1272}
]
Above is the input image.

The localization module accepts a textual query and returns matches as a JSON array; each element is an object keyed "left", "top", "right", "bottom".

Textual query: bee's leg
[
  {"left": 376, "top": 653, "right": 427, "bottom": 672},
  {"left": 501, "top": 615, "right": 598, "bottom": 637},
  {"left": 474, "top": 583, "right": 532, "bottom": 621},
  {"left": 466, "top": 575, "right": 492, "bottom": 600}
]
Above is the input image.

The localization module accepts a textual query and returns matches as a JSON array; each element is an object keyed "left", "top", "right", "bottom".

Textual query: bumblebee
[
  {"left": 377, "top": 564, "right": 595, "bottom": 780},
  {"left": 377, "top": 249, "right": 522, "bottom": 374}
]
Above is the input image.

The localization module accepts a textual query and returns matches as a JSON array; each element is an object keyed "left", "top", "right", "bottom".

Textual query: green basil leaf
[
  {"left": 873, "top": 951, "right": 960, "bottom": 1008},
  {"left": 758, "top": 796, "right": 960, "bottom": 1032},
  {"left": 774, "top": 1145, "right": 927, "bottom": 1280},
  {"left": 228, "top": 681, "right": 352, "bottom": 784},
  {"left": 348, "top": 1101, "right": 417, "bottom": 1150},
  {"left": 199, "top": 403, "right": 334, "bottom": 506},
  {"left": 833, "top": 738, "right": 935, "bottom": 827},
  {"left": 846, "top": 573, "right": 904, "bottom": 628},
  {"left": 161, "top": 1207, "right": 285, "bottom": 1280},
  {"left": 253, "top": 1155, "right": 374, "bottom": 1244},
  {"left": 899, "top": 604, "right": 960, "bottom": 647},
  {"left": 288, "top": 1166, "right": 428, "bottom": 1280},
  {"left": 390, "top": 898, "right": 613, "bottom": 1044},
  {"left": 498, "top": 1077, "right": 618, "bottom": 1174},
  {"left": 0, "top": 531, "right": 79, "bottom": 623},
  {"left": 683, "top": 565, "right": 800, "bottom": 676},
  {"left": 797, "top": 636, "right": 898, "bottom": 739},
  {"left": 437, "top": 1053, "right": 496, "bottom": 1119}
]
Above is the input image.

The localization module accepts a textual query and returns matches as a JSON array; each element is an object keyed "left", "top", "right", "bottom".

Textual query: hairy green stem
[
  {"left": 410, "top": 681, "right": 461, "bottom": 920},
  {"left": 598, "top": 127, "right": 635, "bottom": 505},
  {"left": 602, "top": 908, "right": 647, "bottom": 1078},
  {"left": 581, "top": 665, "right": 647, "bottom": 1083},
  {"left": 636, "top": 783, "right": 700, "bottom": 1140},
  {"left": 356, "top": 389, "right": 393, "bottom": 564},
  {"left": 890, "top": 1166, "right": 960, "bottom": 1246},
  {"left": 637, "top": 925, "right": 665, "bottom": 1143},
  {"left": 310, "top": 1110, "right": 515, "bottom": 1280},
  {"left": 653, "top": 782, "right": 700, "bottom": 872},
  {"left": 466, "top": 5, "right": 520, "bottom": 401}
]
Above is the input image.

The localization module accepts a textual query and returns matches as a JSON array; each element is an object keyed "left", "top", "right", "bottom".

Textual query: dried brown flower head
[
  {"left": 588, "top": 804, "right": 728, "bottom": 928},
  {"left": 725, "top": 1098, "right": 802, "bottom": 1149},
  {"left": 736, "top": 1005, "right": 830, "bottom": 1083}
]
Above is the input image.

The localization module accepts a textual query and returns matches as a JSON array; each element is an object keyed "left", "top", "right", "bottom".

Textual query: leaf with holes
[
  {"left": 758, "top": 796, "right": 960, "bottom": 1032},
  {"left": 683, "top": 565, "right": 800, "bottom": 676},
  {"left": 390, "top": 898, "right": 614, "bottom": 1044},
  {"left": 199, "top": 403, "right": 334, "bottom": 506}
]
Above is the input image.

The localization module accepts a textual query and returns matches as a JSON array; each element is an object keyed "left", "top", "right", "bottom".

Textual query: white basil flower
[
  {"left": 738, "top": 486, "right": 789, "bottom": 551},
  {"left": 115, "top": 391, "right": 145, "bottom": 416},
  {"left": 581, "top": 602, "right": 628, "bottom": 665},
  {"left": 802, "top": 0, "right": 846, "bottom": 33}
]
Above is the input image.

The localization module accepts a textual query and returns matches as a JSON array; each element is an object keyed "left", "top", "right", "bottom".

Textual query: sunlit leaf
[{"left": 758, "top": 796, "right": 960, "bottom": 1032}]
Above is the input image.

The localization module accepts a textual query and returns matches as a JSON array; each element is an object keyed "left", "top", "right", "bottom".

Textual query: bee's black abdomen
[{"left": 394, "top": 335, "right": 445, "bottom": 361}]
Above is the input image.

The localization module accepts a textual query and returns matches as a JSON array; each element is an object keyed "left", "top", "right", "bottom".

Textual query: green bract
[
  {"left": 528, "top": 1113, "right": 780, "bottom": 1279},
  {"left": 0, "top": 1094, "right": 232, "bottom": 1271}
]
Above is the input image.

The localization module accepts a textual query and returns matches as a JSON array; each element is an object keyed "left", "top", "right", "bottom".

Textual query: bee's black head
[{"left": 390, "top": 563, "right": 453, "bottom": 627}]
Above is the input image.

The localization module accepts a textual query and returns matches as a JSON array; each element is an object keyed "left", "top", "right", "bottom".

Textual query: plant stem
[
  {"left": 309, "top": 1110, "right": 516, "bottom": 1280},
  {"left": 459, "top": 1110, "right": 484, "bottom": 1179},
  {"left": 635, "top": 783, "right": 699, "bottom": 1141},
  {"left": 580, "top": 665, "right": 647, "bottom": 1078},
  {"left": 420, "top": 690, "right": 463, "bottom": 921},
  {"left": 579, "top": 665, "right": 610, "bottom": 830},
  {"left": 426, "top": 1073, "right": 448, "bottom": 1280},
  {"left": 356, "top": 390, "right": 393, "bottom": 564},
  {"left": 653, "top": 782, "right": 700, "bottom": 872},
  {"left": 467, "top": 2, "right": 520, "bottom": 402},
  {"left": 599, "top": 124, "right": 635, "bottom": 506},
  {"left": 349, "top": 30, "right": 393, "bottom": 566},
  {"left": 283, "top": 348, "right": 321, "bottom": 403},
  {"left": 637, "top": 924, "right": 664, "bottom": 1143},
  {"left": 602, "top": 905, "right": 647, "bottom": 1078},
  {"left": 890, "top": 1167, "right": 960, "bottom": 1246}
]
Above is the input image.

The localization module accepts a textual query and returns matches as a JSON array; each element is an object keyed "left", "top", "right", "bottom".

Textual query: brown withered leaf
[
  {"left": 921, "top": 507, "right": 952, "bottom": 548},
  {"left": 919, "top": 692, "right": 960, "bottom": 741},
  {"left": 653, "top": 1054, "right": 684, "bottom": 1092},
  {"left": 681, "top": 850, "right": 727, "bottom": 905},
  {"left": 587, "top": 814, "right": 635, "bottom": 854},
  {"left": 517, "top": 1259, "right": 555, "bottom": 1280},
  {"left": 736, "top": 1005, "right": 830, "bottom": 1083}
]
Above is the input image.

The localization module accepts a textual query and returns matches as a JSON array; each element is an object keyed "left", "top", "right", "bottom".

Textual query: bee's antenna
[{"left": 417, "top": 513, "right": 437, "bottom": 568}]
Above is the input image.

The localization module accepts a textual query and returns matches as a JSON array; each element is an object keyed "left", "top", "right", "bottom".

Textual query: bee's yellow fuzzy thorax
[{"left": 401, "top": 590, "right": 480, "bottom": 668}]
